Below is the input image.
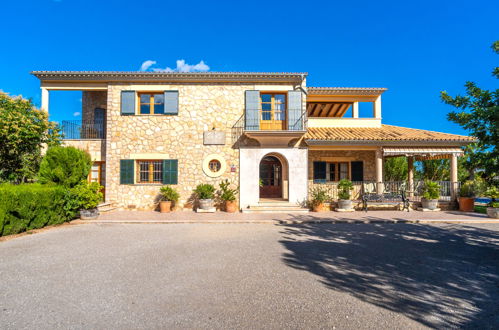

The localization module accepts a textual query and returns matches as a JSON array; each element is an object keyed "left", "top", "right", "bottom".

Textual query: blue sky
[{"left": 1, "top": 0, "right": 497, "bottom": 134}]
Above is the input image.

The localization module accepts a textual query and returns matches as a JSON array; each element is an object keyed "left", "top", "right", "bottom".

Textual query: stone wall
[
  {"left": 308, "top": 149, "right": 376, "bottom": 181},
  {"left": 105, "top": 83, "right": 297, "bottom": 210},
  {"left": 82, "top": 91, "right": 107, "bottom": 123},
  {"left": 62, "top": 139, "right": 106, "bottom": 162}
]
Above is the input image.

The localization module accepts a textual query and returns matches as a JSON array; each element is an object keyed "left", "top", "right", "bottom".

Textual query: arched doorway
[{"left": 259, "top": 155, "right": 283, "bottom": 198}]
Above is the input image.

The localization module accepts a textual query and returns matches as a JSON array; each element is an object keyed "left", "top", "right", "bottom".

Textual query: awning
[{"left": 383, "top": 147, "right": 464, "bottom": 160}]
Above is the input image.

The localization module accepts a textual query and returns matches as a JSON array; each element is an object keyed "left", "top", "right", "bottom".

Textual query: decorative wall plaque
[{"left": 203, "top": 131, "right": 226, "bottom": 145}]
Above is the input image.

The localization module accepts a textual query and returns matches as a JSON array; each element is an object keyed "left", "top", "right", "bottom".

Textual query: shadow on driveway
[{"left": 278, "top": 223, "right": 499, "bottom": 328}]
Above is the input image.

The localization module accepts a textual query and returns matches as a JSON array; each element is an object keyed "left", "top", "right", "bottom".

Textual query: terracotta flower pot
[
  {"left": 458, "top": 197, "right": 475, "bottom": 212},
  {"left": 159, "top": 201, "right": 172, "bottom": 213},
  {"left": 225, "top": 200, "right": 238, "bottom": 213},
  {"left": 312, "top": 203, "right": 324, "bottom": 212}
]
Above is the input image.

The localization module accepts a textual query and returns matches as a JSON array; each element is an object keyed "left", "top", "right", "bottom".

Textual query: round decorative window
[
  {"left": 202, "top": 154, "right": 227, "bottom": 178},
  {"left": 209, "top": 159, "right": 221, "bottom": 172}
]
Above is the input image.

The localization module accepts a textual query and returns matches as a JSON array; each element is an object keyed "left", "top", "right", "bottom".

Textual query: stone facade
[
  {"left": 308, "top": 149, "right": 376, "bottom": 181},
  {"left": 62, "top": 139, "right": 106, "bottom": 162},
  {"left": 82, "top": 91, "right": 107, "bottom": 123},
  {"left": 104, "top": 83, "right": 296, "bottom": 210}
]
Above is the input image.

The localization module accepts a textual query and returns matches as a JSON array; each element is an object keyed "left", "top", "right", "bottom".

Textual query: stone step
[
  {"left": 242, "top": 203, "right": 309, "bottom": 214},
  {"left": 98, "top": 202, "right": 117, "bottom": 213}
]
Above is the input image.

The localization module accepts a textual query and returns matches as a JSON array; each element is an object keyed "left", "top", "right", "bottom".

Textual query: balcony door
[{"left": 260, "top": 93, "right": 286, "bottom": 130}]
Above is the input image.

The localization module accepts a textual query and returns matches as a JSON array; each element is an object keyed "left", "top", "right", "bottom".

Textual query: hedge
[{"left": 0, "top": 184, "right": 74, "bottom": 236}]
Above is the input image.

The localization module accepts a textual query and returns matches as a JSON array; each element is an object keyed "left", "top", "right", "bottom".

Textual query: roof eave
[{"left": 305, "top": 140, "right": 474, "bottom": 146}]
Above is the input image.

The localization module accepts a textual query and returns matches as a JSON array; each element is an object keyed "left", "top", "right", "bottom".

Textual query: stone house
[{"left": 32, "top": 71, "right": 475, "bottom": 211}]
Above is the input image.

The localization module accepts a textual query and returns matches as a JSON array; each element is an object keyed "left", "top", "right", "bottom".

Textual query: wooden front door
[
  {"left": 259, "top": 156, "right": 282, "bottom": 198},
  {"left": 260, "top": 93, "right": 286, "bottom": 130},
  {"left": 89, "top": 161, "right": 105, "bottom": 199}
]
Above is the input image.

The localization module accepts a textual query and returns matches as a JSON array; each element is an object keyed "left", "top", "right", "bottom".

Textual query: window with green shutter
[
  {"left": 120, "top": 159, "right": 134, "bottom": 184},
  {"left": 313, "top": 161, "right": 327, "bottom": 183},
  {"left": 162, "top": 159, "right": 178, "bottom": 184}
]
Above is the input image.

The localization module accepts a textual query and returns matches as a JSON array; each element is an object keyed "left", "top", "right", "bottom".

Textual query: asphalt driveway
[{"left": 1, "top": 223, "right": 499, "bottom": 329}]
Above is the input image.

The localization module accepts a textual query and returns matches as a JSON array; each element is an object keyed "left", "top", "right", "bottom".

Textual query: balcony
[
  {"left": 61, "top": 120, "right": 105, "bottom": 140},
  {"left": 232, "top": 110, "right": 307, "bottom": 147}
]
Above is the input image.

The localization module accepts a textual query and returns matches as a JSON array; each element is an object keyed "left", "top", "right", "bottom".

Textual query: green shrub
[
  {"left": 484, "top": 185, "right": 499, "bottom": 207},
  {"left": 38, "top": 146, "right": 92, "bottom": 188},
  {"left": 160, "top": 185, "right": 180, "bottom": 202},
  {"left": 218, "top": 179, "right": 238, "bottom": 202},
  {"left": 338, "top": 179, "right": 354, "bottom": 200},
  {"left": 460, "top": 178, "right": 486, "bottom": 198},
  {"left": 67, "top": 181, "right": 103, "bottom": 211},
  {"left": 194, "top": 183, "right": 215, "bottom": 200},
  {"left": 310, "top": 186, "right": 330, "bottom": 206},
  {"left": 0, "top": 184, "right": 71, "bottom": 236},
  {"left": 422, "top": 180, "right": 440, "bottom": 200}
]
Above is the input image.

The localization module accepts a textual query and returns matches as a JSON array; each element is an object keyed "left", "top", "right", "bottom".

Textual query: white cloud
[
  {"left": 140, "top": 60, "right": 157, "bottom": 71},
  {"left": 73, "top": 112, "right": 81, "bottom": 117},
  {"left": 141, "top": 59, "right": 210, "bottom": 73}
]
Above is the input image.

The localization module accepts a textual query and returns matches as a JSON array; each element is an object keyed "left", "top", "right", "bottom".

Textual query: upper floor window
[
  {"left": 260, "top": 93, "right": 286, "bottom": 121},
  {"left": 139, "top": 93, "right": 164, "bottom": 115}
]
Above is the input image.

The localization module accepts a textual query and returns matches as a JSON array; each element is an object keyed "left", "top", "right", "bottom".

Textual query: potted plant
[
  {"left": 159, "top": 186, "right": 179, "bottom": 213},
  {"left": 458, "top": 178, "right": 485, "bottom": 212},
  {"left": 421, "top": 180, "right": 440, "bottom": 210},
  {"left": 484, "top": 185, "right": 499, "bottom": 219},
  {"left": 310, "top": 186, "right": 329, "bottom": 212},
  {"left": 218, "top": 179, "right": 238, "bottom": 213},
  {"left": 337, "top": 179, "right": 354, "bottom": 210},
  {"left": 71, "top": 181, "right": 103, "bottom": 220},
  {"left": 194, "top": 183, "right": 215, "bottom": 210}
]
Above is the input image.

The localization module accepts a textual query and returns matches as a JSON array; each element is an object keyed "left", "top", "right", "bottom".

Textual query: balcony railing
[
  {"left": 309, "top": 181, "right": 460, "bottom": 202},
  {"left": 231, "top": 110, "right": 307, "bottom": 145},
  {"left": 61, "top": 120, "right": 105, "bottom": 140}
]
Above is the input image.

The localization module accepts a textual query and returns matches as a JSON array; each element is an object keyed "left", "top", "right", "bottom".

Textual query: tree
[
  {"left": 38, "top": 146, "right": 92, "bottom": 188},
  {"left": 440, "top": 41, "right": 499, "bottom": 182},
  {"left": 0, "top": 92, "right": 60, "bottom": 183},
  {"left": 384, "top": 157, "right": 408, "bottom": 181}
]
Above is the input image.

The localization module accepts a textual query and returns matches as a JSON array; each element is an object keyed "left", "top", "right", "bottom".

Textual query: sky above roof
[{"left": 1, "top": 0, "right": 497, "bottom": 135}]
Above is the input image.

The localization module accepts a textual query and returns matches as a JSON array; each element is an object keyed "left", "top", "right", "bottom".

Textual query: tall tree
[
  {"left": 384, "top": 157, "right": 408, "bottom": 181},
  {"left": 440, "top": 41, "right": 499, "bottom": 182},
  {"left": 0, "top": 92, "right": 60, "bottom": 183}
]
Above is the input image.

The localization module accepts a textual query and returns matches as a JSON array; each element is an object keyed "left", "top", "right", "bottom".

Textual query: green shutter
[
  {"left": 245, "top": 90, "right": 260, "bottom": 130},
  {"left": 313, "top": 161, "right": 327, "bottom": 183},
  {"left": 164, "top": 91, "right": 179, "bottom": 115},
  {"left": 120, "top": 159, "right": 134, "bottom": 184},
  {"left": 351, "top": 161, "right": 364, "bottom": 182},
  {"left": 288, "top": 90, "right": 303, "bottom": 130},
  {"left": 162, "top": 159, "right": 178, "bottom": 184},
  {"left": 121, "top": 91, "right": 136, "bottom": 115}
]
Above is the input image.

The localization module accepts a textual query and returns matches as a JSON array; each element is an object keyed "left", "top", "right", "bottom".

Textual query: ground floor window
[
  {"left": 137, "top": 160, "right": 163, "bottom": 183},
  {"left": 314, "top": 161, "right": 363, "bottom": 183}
]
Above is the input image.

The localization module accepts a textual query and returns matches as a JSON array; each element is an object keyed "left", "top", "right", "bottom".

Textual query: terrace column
[
  {"left": 408, "top": 156, "right": 414, "bottom": 197},
  {"left": 376, "top": 148, "right": 384, "bottom": 193},
  {"left": 41, "top": 88, "right": 49, "bottom": 113},
  {"left": 352, "top": 102, "right": 359, "bottom": 118},
  {"left": 450, "top": 154, "right": 458, "bottom": 202}
]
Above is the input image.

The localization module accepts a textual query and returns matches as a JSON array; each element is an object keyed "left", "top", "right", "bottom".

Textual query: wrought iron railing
[
  {"left": 231, "top": 110, "right": 308, "bottom": 145},
  {"left": 61, "top": 120, "right": 105, "bottom": 139},
  {"left": 309, "top": 181, "right": 460, "bottom": 202}
]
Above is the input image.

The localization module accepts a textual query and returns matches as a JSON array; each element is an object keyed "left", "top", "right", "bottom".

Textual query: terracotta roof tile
[{"left": 305, "top": 125, "right": 475, "bottom": 142}]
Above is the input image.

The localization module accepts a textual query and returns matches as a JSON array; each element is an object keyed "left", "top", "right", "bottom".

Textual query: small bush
[
  {"left": 38, "top": 146, "right": 92, "bottom": 188},
  {"left": 194, "top": 183, "right": 215, "bottom": 200},
  {"left": 66, "top": 181, "right": 103, "bottom": 212},
  {"left": 160, "top": 186, "right": 180, "bottom": 202},
  {"left": 338, "top": 179, "right": 353, "bottom": 200},
  {"left": 218, "top": 180, "right": 238, "bottom": 202},
  {"left": 422, "top": 180, "right": 440, "bottom": 200},
  {"left": 310, "top": 186, "right": 329, "bottom": 206},
  {"left": 0, "top": 184, "right": 72, "bottom": 236},
  {"left": 484, "top": 185, "right": 499, "bottom": 207},
  {"left": 460, "top": 178, "right": 486, "bottom": 198}
]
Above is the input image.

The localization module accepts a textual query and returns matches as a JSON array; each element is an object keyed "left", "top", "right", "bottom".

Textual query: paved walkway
[
  {"left": 83, "top": 209, "right": 497, "bottom": 224},
  {"left": 2, "top": 223, "right": 499, "bottom": 329}
]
